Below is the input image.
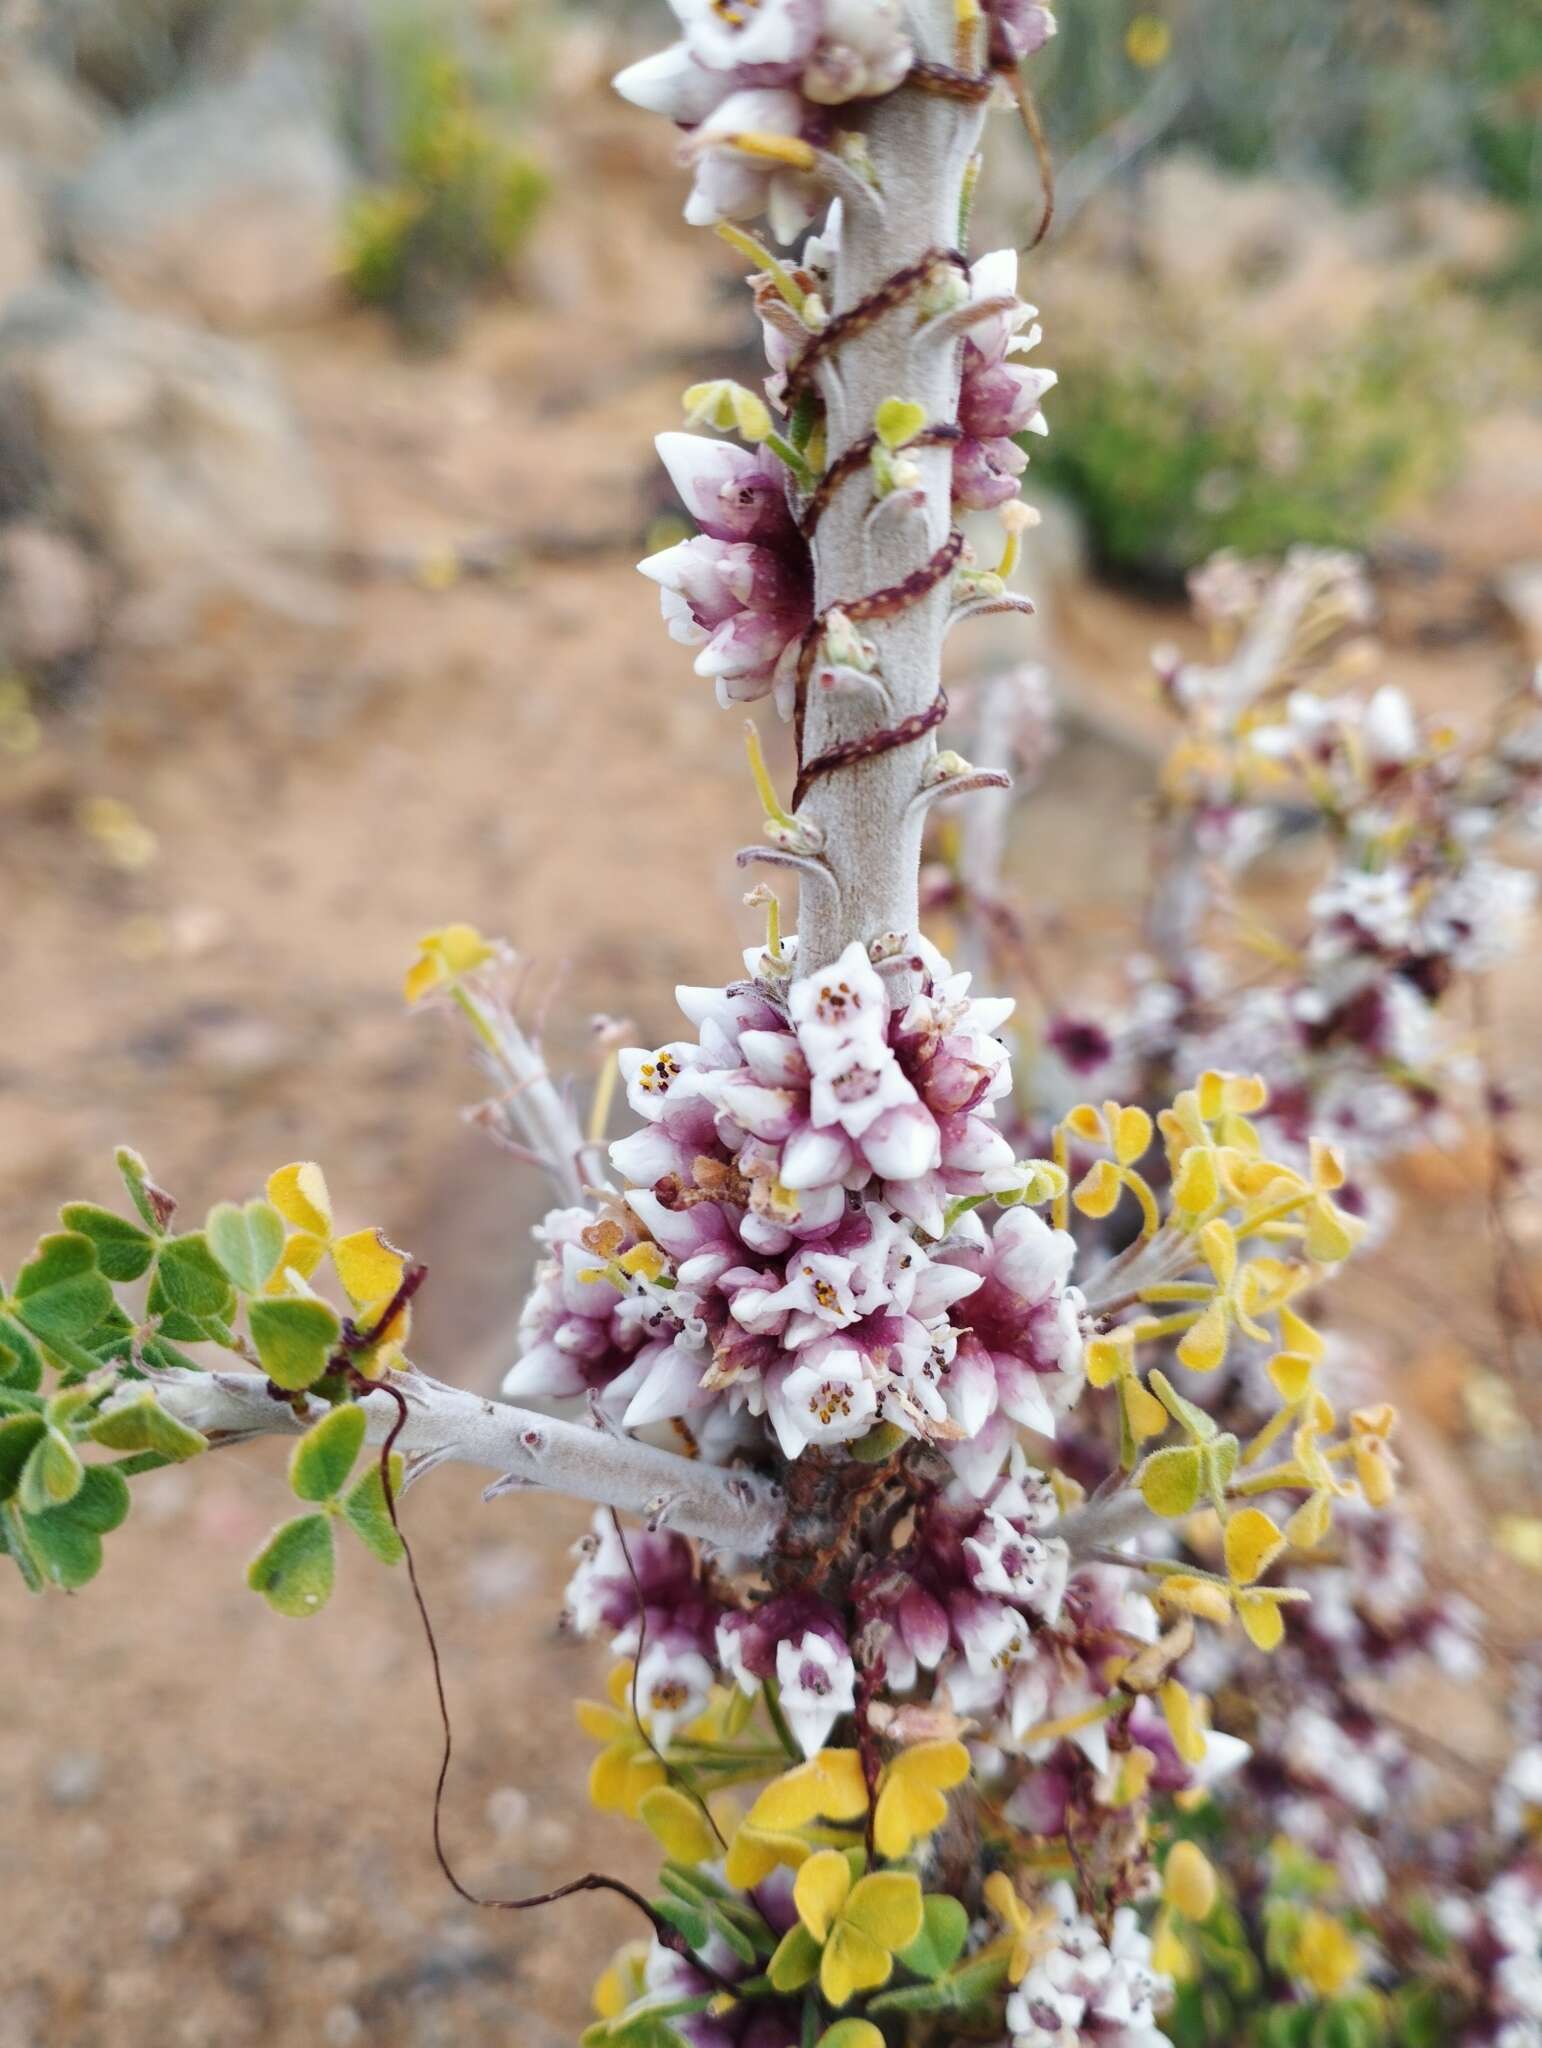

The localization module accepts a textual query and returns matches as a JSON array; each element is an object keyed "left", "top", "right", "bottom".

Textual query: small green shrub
[
  {"left": 1038, "top": 297, "right": 1468, "bottom": 585},
  {"left": 341, "top": 9, "right": 549, "bottom": 347}
]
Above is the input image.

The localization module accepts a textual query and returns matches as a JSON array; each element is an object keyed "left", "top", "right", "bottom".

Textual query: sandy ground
[{"left": 3, "top": 94, "right": 1542, "bottom": 2047}]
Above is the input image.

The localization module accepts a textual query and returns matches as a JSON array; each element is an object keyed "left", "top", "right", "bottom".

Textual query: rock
[
  {"left": 62, "top": 50, "right": 350, "bottom": 330},
  {"left": 39, "top": 0, "right": 255, "bottom": 112},
  {"left": 0, "top": 282, "right": 339, "bottom": 636},
  {"left": 0, "top": 159, "right": 44, "bottom": 314},
  {"left": 0, "top": 524, "right": 104, "bottom": 664},
  {"left": 0, "top": 45, "right": 109, "bottom": 172}
]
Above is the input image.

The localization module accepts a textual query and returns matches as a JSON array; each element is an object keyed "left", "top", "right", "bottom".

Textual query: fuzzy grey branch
[
  {"left": 144, "top": 1369, "right": 785, "bottom": 1553},
  {"left": 795, "top": 7, "right": 989, "bottom": 971}
]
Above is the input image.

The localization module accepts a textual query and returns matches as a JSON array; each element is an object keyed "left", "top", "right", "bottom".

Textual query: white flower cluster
[
  {"left": 615, "top": 0, "right": 914, "bottom": 241},
  {"left": 511, "top": 935, "right": 1086, "bottom": 1493},
  {"left": 1006, "top": 1882, "right": 1171, "bottom": 2048}
]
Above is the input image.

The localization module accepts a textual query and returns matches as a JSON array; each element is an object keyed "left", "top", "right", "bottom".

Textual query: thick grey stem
[
  {"left": 146, "top": 1369, "right": 784, "bottom": 1553},
  {"left": 796, "top": 16, "right": 987, "bottom": 969}
]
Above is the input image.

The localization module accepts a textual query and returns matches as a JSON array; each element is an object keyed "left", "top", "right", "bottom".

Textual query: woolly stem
[
  {"left": 795, "top": 11, "right": 988, "bottom": 970},
  {"left": 143, "top": 1369, "right": 785, "bottom": 1553}
]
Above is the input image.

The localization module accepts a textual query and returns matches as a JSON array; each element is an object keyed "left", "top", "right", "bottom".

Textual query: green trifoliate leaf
[
  {"left": 0, "top": 1413, "right": 47, "bottom": 1498},
  {"left": 12, "top": 1232, "right": 114, "bottom": 1344},
  {"left": 1138, "top": 1443, "right": 1204, "bottom": 1518},
  {"left": 206, "top": 1199, "right": 286, "bottom": 1296},
  {"left": 1203, "top": 1433, "right": 1240, "bottom": 1496},
  {"left": 0, "top": 1313, "right": 43, "bottom": 1392},
  {"left": 247, "top": 1512, "right": 336, "bottom": 1617},
  {"left": 247, "top": 1296, "right": 342, "bottom": 1392},
  {"left": 0, "top": 1499, "right": 43, "bottom": 1591},
  {"left": 88, "top": 1389, "right": 207, "bottom": 1462},
  {"left": 1147, "top": 1368, "right": 1218, "bottom": 1442},
  {"left": 682, "top": 378, "right": 771, "bottom": 442},
  {"left": 45, "top": 1383, "right": 96, "bottom": 1429},
  {"left": 22, "top": 1463, "right": 131, "bottom": 1589},
  {"left": 289, "top": 1402, "right": 366, "bottom": 1502},
  {"left": 866, "top": 1949, "right": 1010, "bottom": 2015},
  {"left": 652, "top": 1894, "right": 710, "bottom": 1953},
  {"left": 341, "top": 1456, "right": 404, "bottom": 1564},
  {"left": 897, "top": 1895, "right": 969, "bottom": 1981},
  {"left": 875, "top": 396, "right": 926, "bottom": 449},
  {"left": 20, "top": 1427, "right": 83, "bottom": 1521},
  {"left": 115, "top": 1147, "right": 175, "bottom": 1233},
  {"left": 59, "top": 1203, "right": 157, "bottom": 1282},
  {"left": 151, "top": 1233, "right": 237, "bottom": 1323}
]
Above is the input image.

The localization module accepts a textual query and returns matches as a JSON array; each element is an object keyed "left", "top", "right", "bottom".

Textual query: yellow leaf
[
  {"left": 403, "top": 923, "right": 494, "bottom": 1004},
  {"left": 1267, "top": 1350, "right": 1314, "bottom": 1404},
  {"left": 1086, "top": 1329, "right": 1131, "bottom": 1389},
  {"left": 1285, "top": 1492, "right": 1332, "bottom": 1549},
  {"left": 767, "top": 1923, "right": 822, "bottom": 1994},
  {"left": 592, "top": 1942, "right": 648, "bottom": 2019},
  {"left": 1159, "top": 1679, "right": 1208, "bottom": 1766},
  {"left": 1112, "top": 1103, "right": 1154, "bottom": 1166},
  {"left": 1353, "top": 1437, "right": 1397, "bottom": 1508},
  {"left": 725, "top": 1820, "right": 811, "bottom": 1889},
  {"left": 1305, "top": 1196, "right": 1362, "bottom": 1265},
  {"left": 1171, "top": 1146, "right": 1218, "bottom": 1217},
  {"left": 1176, "top": 1298, "right": 1228, "bottom": 1374},
  {"left": 794, "top": 1849, "right": 853, "bottom": 1942},
  {"left": 843, "top": 1871, "right": 924, "bottom": 1951},
  {"left": 1126, "top": 1378, "right": 1169, "bottom": 1442},
  {"left": 333, "top": 1226, "right": 408, "bottom": 1310},
  {"left": 639, "top": 1786, "right": 717, "bottom": 1864},
  {"left": 1291, "top": 1911, "right": 1362, "bottom": 1998},
  {"left": 821, "top": 1921, "right": 892, "bottom": 2007},
  {"left": 1235, "top": 1588, "right": 1286, "bottom": 1652},
  {"left": 1073, "top": 1158, "right": 1122, "bottom": 1220},
  {"left": 1150, "top": 1908, "right": 1191, "bottom": 1981},
  {"left": 1278, "top": 1305, "right": 1325, "bottom": 1361},
  {"left": 1308, "top": 1136, "right": 1345, "bottom": 1191},
  {"left": 1065, "top": 1103, "right": 1105, "bottom": 1142},
  {"left": 575, "top": 1698, "right": 621, "bottom": 1742},
  {"left": 748, "top": 1750, "right": 869, "bottom": 1832},
  {"left": 268, "top": 1230, "right": 327, "bottom": 1293},
  {"left": 1139, "top": 1444, "right": 1203, "bottom": 1518},
  {"left": 872, "top": 1740, "right": 969, "bottom": 1859},
  {"left": 1157, "top": 1574, "right": 1233, "bottom": 1626},
  {"left": 267, "top": 1161, "right": 332, "bottom": 1239},
  {"left": 1198, "top": 1218, "right": 1237, "bottom": 1288},
  {"left": 1164, "top": 1840, "right": 1217, "bottom": 1921},
  {"left": 1223, "top": 1507, "right": 1285, "bottom": 1586}
]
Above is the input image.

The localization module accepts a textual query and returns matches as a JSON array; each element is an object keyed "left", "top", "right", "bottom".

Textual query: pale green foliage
[{"left": 0, "top": 1148, "right": 409, "bottom": 1605}]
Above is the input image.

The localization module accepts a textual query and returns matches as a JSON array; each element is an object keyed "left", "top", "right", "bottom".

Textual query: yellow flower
[
  {"left": 592, "top": 1941, "right": 648, "bottom": 2018},
  {"left": 1223, "top": 1506, "right": 1286, "bottom": 1586},
  {"left": 1086, "top": 1327, "right": 1168, "bottom": 1443},
  {"left": 769, "top": 1850, "right": 923, "bottom": 2007},
  {"left": 265, "top": 1162, "right": 412, "bottom": 1359},
  {"left": 638, "top": 1785, "right": 717, "bottom": 1865},
  {"left": 1156, "top": 1573, "right": 1234, "bottom": 1627},
  {"left": 1291, "top": 1910, "right": 1363, "bottom": 1998},
  {"left": 575, "top": 1663, "right": 666, "bottom": 1817},
  {"left": 403, "top": 922, "right": 495, "bottom": 1005},
  {"left": 726, "top": 1748, "right": 868, "bottom": 1888},
  {"left": 1164, "top": 1840, "right": 1218, "bottom": 1921},
  {"left": 1235, "top": 1586, "right": 1290, "bottom": 1652},
  {"left": 872, "top": 1740, "right": 970, "bottom": 1860},
  {"left": 1349, "top": 1403, "right": 1399, "bottom": 1507},
  {"left": 984, "top": 1871, "right": 1053, "bottom": 1982},
  {"left": 1176, "top": 1220, "right": 1270, "bottom": 1373}
]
